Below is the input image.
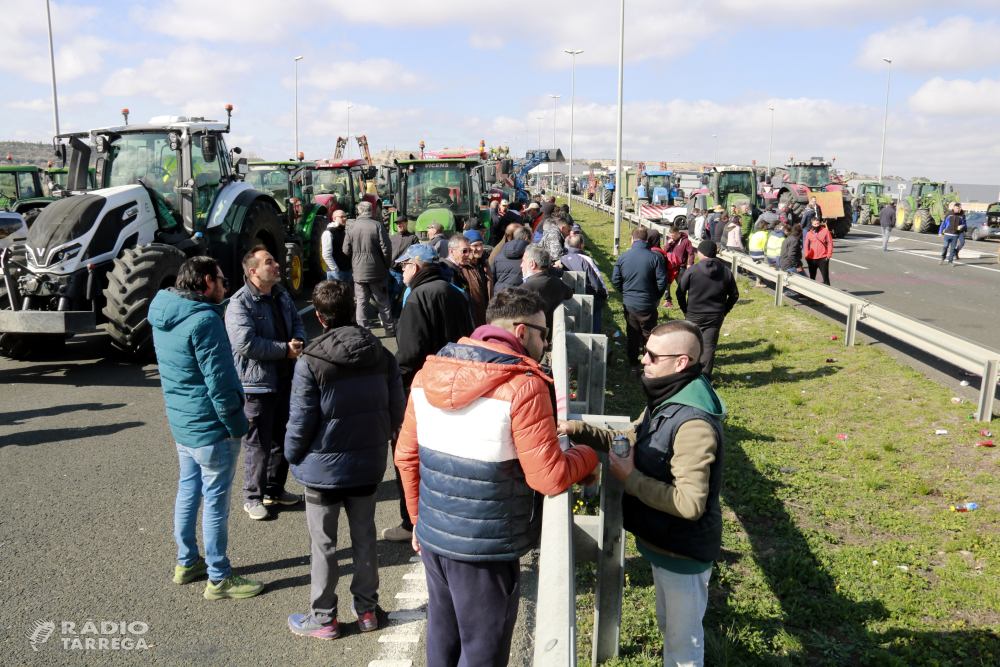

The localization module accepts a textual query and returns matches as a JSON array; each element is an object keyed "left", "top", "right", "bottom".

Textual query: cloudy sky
[{"left": 4, "top": 0, "right": 1000, "bottom": 182}]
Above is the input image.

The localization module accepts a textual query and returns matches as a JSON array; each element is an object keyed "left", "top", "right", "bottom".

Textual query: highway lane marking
[
  {"left": 395, "top": 590, "right": 429, "bottom": 599},
  {"left": 830, "top": 258, "right": 868, "bottom": 270},
  {"left": 879, "top": 248, "right": 1000, "bottom": 274},
  {"left": 388, "top": 611, "right": 427, "bottom": 620},
  {"left": 379, "top": 635, "right": 421, "bottom": 643},
  {"left": 297, "top": 304, "right": 314, "bottom": 315},
  {"left": 402, "top": 573, "right": 425, "bottom": 580},
  {"left": 369, "top": 661, "right": 413, "bottom": 667}
]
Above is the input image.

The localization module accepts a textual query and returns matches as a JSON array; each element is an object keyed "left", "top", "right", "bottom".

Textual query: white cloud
[
  {"left": 0, "top": 4, "right": 109, "bottom": 83},
  {"left": 908, "top": 76, "right": 1000, "bottom": 115},
  {"left": 856, "top": 16, "right": 1000, "bottom": 73},
  {"left": 300, "top": 59, "right": 426, "bottom": 91},
  {"left": 469, "top": 33, "right": 504, "bottom": 50},
  {"left": 5, "top": 92, "right": 102, "bottom": 112},
  {"left": 100, "top": 47, "right": 252, "bottom": 106}
]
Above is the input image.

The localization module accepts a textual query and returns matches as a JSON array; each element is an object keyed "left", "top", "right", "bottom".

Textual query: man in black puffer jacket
[
  {"left": 491, "top": 229, "right": 531, "bottom": 292},
  {"left": 676, "top": 241, "right": 739, "bottom": 380},
  {"left": 284, "top": 279, "right": 405, "bottom": 640}
]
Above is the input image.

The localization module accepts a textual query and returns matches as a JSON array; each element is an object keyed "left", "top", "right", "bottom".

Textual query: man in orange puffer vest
[{"left": 395, "top": 287, "right": 598, "bottom": 667}]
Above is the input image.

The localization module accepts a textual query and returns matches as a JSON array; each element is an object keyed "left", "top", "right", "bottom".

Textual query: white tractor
[{"left": 0, "top": 106, "right": 294, "bottom": 359}]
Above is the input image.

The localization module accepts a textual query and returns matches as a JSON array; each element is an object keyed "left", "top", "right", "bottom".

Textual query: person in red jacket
[
  {"left": 646, "top": 228, "right": 677, "bottom": 308},
  {"left": 803, "top": 218, "right": 834, "bottom": 285},
  {"left": 664, "top": 225, "right": 695, "bottom": 282},
  {"left": 395, "top": 287, "right": 598, "bottom": 667}
]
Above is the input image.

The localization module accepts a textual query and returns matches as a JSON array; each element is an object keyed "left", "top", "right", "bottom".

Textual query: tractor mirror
[
  {"left": 200, "top": 135, "right": 218, "bottom": 163},
  {"left": 485, "top": 165, "right": 498, "bottom": 184},
  {"left": 302, "top": 185, "right": 313, "bottom": 195},
  {"left": 500, "top": 159, "right": 513, "bottom": 175},
  {"left": 235, "top": 157, "right": 249, "bottom": 175},
  {"left": 701, "top": 174, "right": 709, "bottom": 185},
  {"left": 302, "top": 170, "right": 313, "bottom": 186},
  {"left": 367, "top": 166, "right": 377, "bottom": 179}
]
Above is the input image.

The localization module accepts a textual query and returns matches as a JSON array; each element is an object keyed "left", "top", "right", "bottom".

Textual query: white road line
[
  {"left": 830, "top": 258, "right": 868, "bottom": 270},
  {"left": 379, "top": 635, "right": 421, "bottom": 643},
  {"left": 388, "top": 611, "right": 427, "bottom": 621},
  {"left": 402, "top": 573, "right": 425, "bottom": 580},
  {"left": 297, "top": 304, "right": 314, "bottom": 315},
  {"left": 395, "top": 591, "right": 429, "bottom": 599},
  {"left": 408, "top": 556, "right": 421, "bottom": 563},
  {"left": 846, "top": 230, "right": 1000, "bottom": 274},
  {"left": 369, "top": 661, "right": 413, "bottom": 667}
]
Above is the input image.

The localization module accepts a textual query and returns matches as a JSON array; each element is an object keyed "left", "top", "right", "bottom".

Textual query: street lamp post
[
  {"left": 613, "top": 0, "right": 625, "bottom": 256},
  {"left": 767, "top": 107, "right": 775, "bottom": 174},
  {"left": 347, "top": 104, "right": 354, "bottom": 158},
  {"left": 878, "top": 58, "right": 892, "bottom": 182},
  {"left": 45, "top": 0, "right": 60, "bottom": 137},
  {"left": 565, "top": 49, "right": 583, "bottom": 211},
  {"left": 535, "top": 116, "right": 544, "bottom": 149},
  {"left": 294, "top": 56, "right": 304, "bottom": 159},
  {"left": 548, "top": 94, "right": 561, "bottom": 149}
]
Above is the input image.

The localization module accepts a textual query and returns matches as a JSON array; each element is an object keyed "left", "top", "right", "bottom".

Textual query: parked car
[{"left": 967, "top": 208, "right": 1000, "bottom": 241}]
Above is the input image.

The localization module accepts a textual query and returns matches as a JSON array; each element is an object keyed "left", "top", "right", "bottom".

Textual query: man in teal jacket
[{"left": 149, "top": 256, "right": 263, "bottom": 601}]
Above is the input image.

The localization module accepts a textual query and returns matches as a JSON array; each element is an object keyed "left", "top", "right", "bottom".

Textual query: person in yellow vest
[
  {"left": 747, "top": 221, "right": 769, "bottom": 288},
  {"left": 765, "top": 224, "right": 787, "bottom": 268}
]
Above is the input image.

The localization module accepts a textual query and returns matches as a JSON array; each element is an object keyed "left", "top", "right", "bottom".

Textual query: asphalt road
[
  {"left": 809, "top": 225, "right": 999, "bottom": 349},
  {"left": 0, "top": 303, "right": 538, "bottom": 666}
]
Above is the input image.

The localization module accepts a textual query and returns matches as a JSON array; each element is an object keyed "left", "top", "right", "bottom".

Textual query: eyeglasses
[
  {"left": 458, "top": 248, "right": 472, "bottom": 254},
  {"left": 514, "top": 321, "right": 550, "bottom": 339},
  {"left": 212, "top": 274, "right": 229, "bottom": 290},
  {"left": 644, "top": 350, "right": 687, "bottom": 364}
]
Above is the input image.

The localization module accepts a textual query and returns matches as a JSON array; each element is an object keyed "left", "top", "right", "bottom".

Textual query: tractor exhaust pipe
[{"left": 66, "top": 136, "right": 91, "bottom": 191}]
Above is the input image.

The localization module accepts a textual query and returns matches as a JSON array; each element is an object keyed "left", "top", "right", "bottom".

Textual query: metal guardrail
[
  {"left": 534, "top": 273, "right": 628, "bottom": 667},
  {"left": 552, "top": 187, "right": 999, "bottom": 422}
]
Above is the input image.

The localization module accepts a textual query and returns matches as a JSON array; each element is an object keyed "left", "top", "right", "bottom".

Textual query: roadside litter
[
  {"left": 951, "top": 397, "right": 964, "bottom": 403},
  {"left": 830, "top": 335, "right": 838, "bottom": 340},
  {"left": 950, "top": 503, "right": 978, "bottom": 512},
  {"left": 825, "top": 358, "right": 837, "bottom": 363},
  {"left": 935, "top": 429, "right": 949, "bottom": 435},
  {"left": 836, "top": 434, "right": 848, "bottom": 441},
  {"left": 960, "top": 381, "right": 970, "bottom": 387},
  {"left": 974, "top": 441, "right": 994, "bottom": 448},
  {"left": 980, "top": 430, "right": 992, "bottom": 437}
]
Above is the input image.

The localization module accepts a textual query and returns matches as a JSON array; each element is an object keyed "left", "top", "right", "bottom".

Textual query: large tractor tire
[
  {"left": 858, "top": 205, "right": 871, "bottom": 226},
  {"left": 603, "top": 188, "right": 613, "bottom": 206},
  {"left": 915, "top": 209, "right": 936, "bottom": 234},
  {"left": 0, "top": 333, "right": 65, "bottom": 360},
  {"left": 103, "top": 243, "right": 188, "bottom": 360},
  {"left": 283, "top": 242, "right": 305, "bottom": 299},
  {"left": 309, "top": 213, "right": 330, "bottom": 282},
  {"left": 830, "top": 217, "right": 851, "bottom": 239},
  {"left": 896, "top": 199, "right": 913, "bottom": 231},
  {"left": 240, "top": 201, "right": 286, "bottom": 286},
  {"left": 779, "top": 191, "right": 805, "bottom": 220}
]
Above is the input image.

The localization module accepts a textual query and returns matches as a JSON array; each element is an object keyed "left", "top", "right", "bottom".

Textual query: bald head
[{"left": 505, "top": 222, "right": 522, "bottom": 240}]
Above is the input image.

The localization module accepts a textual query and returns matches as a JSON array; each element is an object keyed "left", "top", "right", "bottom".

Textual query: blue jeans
[
  {"left": 942, "top": 235, "right": 959, "bottom": 262},
  {"left": 327, "top": 269, "right": 353, "bottom": 285},
  {"left": 174, "top": 438, "right": 242, "bottom": 581}
]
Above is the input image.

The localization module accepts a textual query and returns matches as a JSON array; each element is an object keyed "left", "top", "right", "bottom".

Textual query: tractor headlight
[
  {"left": 56, "top": 244, "right": 81, "bottom": 263},
  {"left": 95, "top": 135, "right": 107, "bottom": 153}
]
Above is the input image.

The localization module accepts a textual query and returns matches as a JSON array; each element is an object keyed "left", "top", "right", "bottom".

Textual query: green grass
[{"left": 564, "top": 200, "right": 1000, "bottom": 667}]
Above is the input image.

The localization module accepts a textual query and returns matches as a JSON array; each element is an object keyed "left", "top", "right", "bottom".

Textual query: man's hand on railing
[
  {"left": 609, "top": 446, "right": 635, "bottom": 483},
  {"left": 556, "top": 420, "right": 575, "bottom": 436}
]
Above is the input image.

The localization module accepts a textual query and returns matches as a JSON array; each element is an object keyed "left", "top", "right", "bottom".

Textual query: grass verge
[{"left": 564, "top": 199, "right": 1000, "bottom": 667}]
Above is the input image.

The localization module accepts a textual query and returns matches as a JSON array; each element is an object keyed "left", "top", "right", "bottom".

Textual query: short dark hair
[
  {"left": 486, "top": 287, "right": 547, "bottom": 325},
  {"left": 312, "top": 279, "right": 355, "bottom": 328},
  {"left": 553, "top": 210, "right": 568, "bottom": 222},
  {"left": 669, "top": 225, "right": 680, "bottom": 234},
  {"left": 176, "top": 256, "right": 220, "bottom": 293},
  {"left": 242, "top": 244, "right": 269, "bottom": 278},
  {"left": 650, "top": 320, "right": 704, "bottom": 362},
  {"left": 632, "top": 227, "right": 648, "bottom": 241}
]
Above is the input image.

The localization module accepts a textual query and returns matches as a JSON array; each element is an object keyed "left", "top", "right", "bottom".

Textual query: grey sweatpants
[
  {"left": 354, "top": 280, "right": 393, "bottom": 331},
  {"left": 881, "top": 226, "right": 891, "bottom": 251},
  {"left": 307, "top": 493, "right": 379, "bottom": 623}
]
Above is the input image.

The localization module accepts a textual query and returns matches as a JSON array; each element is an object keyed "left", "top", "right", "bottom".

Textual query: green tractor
[
  {"left": 43, "top": 165, "right": 96, "bottom": 196},
  {"left": 0, "top": 164, "right": 56, "bottom": 227},
  {"left": 896, "top": 180, "right": 959, "bottom": 233},
  {"left": 855, "top": 181, "right": 891, "bottom": 226},
  {"left": 394, "top": 148, "right": 497, "bottom": 238}
]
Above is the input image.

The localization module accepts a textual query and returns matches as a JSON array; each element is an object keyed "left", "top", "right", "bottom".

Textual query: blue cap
[
  {"left": 463, "top": 229, "right": 484, "bottom": 244},
  {"left": 571, "top": 223, "right": 582, "bottom": 233},
  {"left": 396, "top": 243, "right": 439, "bottom": 264}
]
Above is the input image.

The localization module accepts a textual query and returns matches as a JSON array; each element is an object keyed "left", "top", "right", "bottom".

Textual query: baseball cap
[
  {"left": 397, "top": 244, "right": 439, "bottom": 264},
  {"left": 527, "top": 202, "right": 540, "bottom": 210}
]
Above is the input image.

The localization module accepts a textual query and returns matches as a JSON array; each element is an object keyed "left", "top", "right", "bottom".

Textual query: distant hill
[{"left": 0, "top": 141, "right": 57, "bottom": 168}]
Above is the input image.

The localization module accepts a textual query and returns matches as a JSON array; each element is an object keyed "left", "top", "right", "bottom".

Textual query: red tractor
[
  {"left": 774, "top": 156, "right": 853, "bottom": 238},
  {"left": 309, "top": 135, "right": 381, "bottom": 220}
]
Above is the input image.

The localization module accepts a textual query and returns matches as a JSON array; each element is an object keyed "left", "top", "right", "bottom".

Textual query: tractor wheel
[
  {"left": 309, "top": 213, "right": 330, "bottom": 282},
  {"left": 858, "top": 206, "right": 871, "bottom": 226},
  {"left": 779, "top": 191, "right": 804, "bottom": 220},
  {"left": 0, "top": 245, "right": 27, "bottom": 310},
  {"left": 916, "top": 209, "right": 936, "bottom": 234},
  {"left": 831, "top": 217, "right": 851, "bottom": 239},
  {"left": 896, "top": 199, "right": 913, "bottom": 230},
  {"left": 283, "top": 242, "right": 305, "bottom": 299},
  {"left": 603, "top": 189, "right": 613, "bottom": 206},
  {"left": 240, "top": 201, "right": 286, "bottom": 283},
  {"left": 0, "top": 333, "right": 65, "bottom": 360},
  {"left": 102, "top": 243, "right": 187, "bottom": 360},
  {"left": 380, "top": 204, "right": 392, "bottom": 227}
]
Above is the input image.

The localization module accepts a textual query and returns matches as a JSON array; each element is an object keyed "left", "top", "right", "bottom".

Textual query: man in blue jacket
[
  {"left": 612, "top": 226, "right": 669, "bottom": 377},
  {"left": 285, "top": 279, "right": 406, "bottom": 640},
  {"left": 226, "top": 245, "right": 307, "bottom": 521},
  {"left": 149, "top": 256, "right": 263, "bottom": 600}
]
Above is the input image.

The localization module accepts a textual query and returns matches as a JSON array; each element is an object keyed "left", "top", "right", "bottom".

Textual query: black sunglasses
[
  {"left": 644, "top": 350, "right": 687, "bottom": 364},
  {"left": 212, "top": 274, "right": 229, "bottom": 290},
  {"left": 514, "top": 321, "right": 550, "bottom": 339}
]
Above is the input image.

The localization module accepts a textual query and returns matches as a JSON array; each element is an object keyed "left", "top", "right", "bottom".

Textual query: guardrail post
[
  {"left": 730, "top": 253, "right": 738, "bottom": 277},
  {"left": 774, "top": 271, "right": 784, "bottom": 307},
  {"left": 845, "top": 303, "right": 859, "bottom": 347},
  {"left": 977, "top": 359, "right": 998, "bottom": 423},
  {"left": 591, "top": 454, "right": 626, "bottom": 665}
]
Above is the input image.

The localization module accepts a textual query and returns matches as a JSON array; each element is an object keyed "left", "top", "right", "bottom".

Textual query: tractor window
[
  {"left": 0, "top": 173, "right": 16, "bottom": 200},
  {"left": 313, "top": 168, "right": 353, "bottom": 213},
  {"left": 405, "top": 164, "right": 468, "bottom": 218},
  {"left": 17, "top": 173, "right": 38, "bottom": 199},
  {"left": 647, "top": 175, "right": 672, "bottom": 190},
  {"left": 718, "top": 172, "right": 752, "bottom": 198},
  {"left": 247, "top": 168, "right": 290, "bottom": 212},
  {"left": 191, "top": 137, "right": 224, "bottom": 227},
  {"left": 107, "top": 132, "right": 181, "bottom": 228}
]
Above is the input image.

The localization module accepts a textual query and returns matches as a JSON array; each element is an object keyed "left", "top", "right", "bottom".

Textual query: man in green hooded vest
[{"left": 558, "top": 320, "right": 726, "bottom": 667}]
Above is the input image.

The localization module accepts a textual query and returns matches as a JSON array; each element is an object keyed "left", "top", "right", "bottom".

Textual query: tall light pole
[
  {"left": 45, "top": 0, "right": 60, "bottom": 137},
  {"left": 767, "top": 107, "right": 775, "bottom": 174},
  {"left": 612, "top": 0, "right": 625, "bottom": 256},
  {"left": 535, "top": 116, "right": 544, "bottom": 149},
  {"left": 565, "top": 50, "right": 583, "bottom": 210},
  {"left": 548, "top": 94, "right": 561, "bottom": 149},
  {"left": 294, "top": 56, "right": 304, "bottom": 159},
  {"left": 347, "top": 104, "right": 354, "bottom": 158},
  {"left": 712, "top": 134, "right": 717, "bottom": 165},
  {"left": 878, "top": 58, "right": 892, "bottom": 182}
]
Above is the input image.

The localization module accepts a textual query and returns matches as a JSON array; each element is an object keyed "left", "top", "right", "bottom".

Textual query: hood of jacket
[
  {"left": 503, "top": 238, "right": 530, "bottom": 260},
  {"left": 148, "top": 287, "right": 224, "bottom": 331},
  {"left": 695, "top": 257, "right": 727, "bottom": 281},
  {"left": 658, "top": 374, "right": 726, "bottom": 418},
  {"left": 304, "top": 324, "right": 384, "bottom": 368},
  {"left": 418, "top": 337, "right": 550, "bottom": 411}
]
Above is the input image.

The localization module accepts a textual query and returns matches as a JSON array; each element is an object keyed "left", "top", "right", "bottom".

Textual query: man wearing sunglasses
[
  {"left": 150, "top": 257, "right": 264, "bottom": 600},
  {"left": 395, "top": 287, "right": 599, "bottom": 667},
  {"left": 557, "top": 320, "right": 726, "bottom": 667}
]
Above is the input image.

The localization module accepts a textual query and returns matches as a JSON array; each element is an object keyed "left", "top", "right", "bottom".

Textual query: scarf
[
  {"left": 470, "top": 325, "right": 528, "bottom": 357},
  {"left": 641, "top": 363, "right": 703, "bottom": 414}
]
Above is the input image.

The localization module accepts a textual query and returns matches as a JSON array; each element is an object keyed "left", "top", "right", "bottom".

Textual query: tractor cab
[
  {"left": 307, "top": 159, "right": 378, "bottom": 220},
  {"left": 785, "top": 162, "right": 831, "bottom": 189},
  {"left": 44, "top": 167, "right": 96, "bottom": 195},
  {"left": 246, "top": 162, "right": 306, "bottom": 213},
  {"left": 0, "top": 165, "right": 55, "bottom": 226},
  {"left": 911, "top": 182, "right": 946, "bottom": 199},
  {"left": 638, "top": 171, "right": 677, "bottom": 205},
  {"left": 396, "top": 150, "right": 497, "bottom": 238},
  {"left": 856, "top": 182, "right": 884, "bottom": 199},
  {"left": 712, "top": 167, "right": 758, "bottom": 211}
]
